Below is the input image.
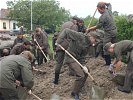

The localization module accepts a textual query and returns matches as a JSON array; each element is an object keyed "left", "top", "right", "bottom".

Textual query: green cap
[{"left": 103, "top": 42, "right": 112, "bottom": 51}]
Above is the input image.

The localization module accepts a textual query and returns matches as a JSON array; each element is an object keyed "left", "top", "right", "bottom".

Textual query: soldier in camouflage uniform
[
  {"left": 55, "top": 28, "right": 91, "bottom": 99},
  {"left": 104, "top": 40, "right": 133, "bottom": 93},
  {"left": 0, "top": 51, "right": 34, "bottom": 100},
  {"left": 53, "top": 17, "right": 79, "bottom": 84},
  {"left": 87, "top": 2, "right": 117, "bottom": 65}
]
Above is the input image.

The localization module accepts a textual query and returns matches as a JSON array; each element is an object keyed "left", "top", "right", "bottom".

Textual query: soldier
[
  {"left": 87, "top": 2, "right": 117, "bottom": 65},
  {"left": 13, "top": 32, "right": 27, "bottom": 47},
  {"left": 53, "top": 16, "right": 80, "bottom": 84},
  {"left": 10, "top": 41, "right": 31, "bottom": 55},
  {"left": 55, "top": 28, "right": 92, "bottom": 99},
  {"left": 60, "top": 16, "right": 79, "bottom": 32},
  {"left": 0, "top": 51, "right": 34, "bottom": 100},
  {"left": 104, "top": 40, "right": 133, "bottom": 93},
  {"left": 89, "top": 30, "right": 104, "bottom": 57},
  {"left": 34, "top": 28, "right": 49, "bottom": 65},
  {"left": 77, "top": 19, "right": 87, "bottom": 33},
  {"left": 52, "top": 32, "right": 60, "bottom": 52},
  {"left": 1, "top": 48, "right": 10, "bottom": 57}
]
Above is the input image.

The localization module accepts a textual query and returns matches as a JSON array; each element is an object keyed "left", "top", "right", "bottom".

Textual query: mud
[{"left": 27, "top": 57, "right": 133, "bottom": 100}]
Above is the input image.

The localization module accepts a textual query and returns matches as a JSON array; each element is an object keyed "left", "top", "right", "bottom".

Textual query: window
[
  {"left": 3, "top": 22, "right": 6, "bottom": 29},
  {"left": 13, "top": 23, "right": 16, "bottom": 29}
]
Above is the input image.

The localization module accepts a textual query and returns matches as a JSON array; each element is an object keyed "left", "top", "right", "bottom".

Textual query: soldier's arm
[
  {"left": 20, "top": 60, "right": 34, "bottom": 90},
  {"left": 87, "top": 16, "right": 104, "bottom": 32},
  {"left": 57, "top": 28, "right": 83, "bottom": 44},
  {"left": 105, "top": 3, "right": 112, "bottom": 11},
  {"left": 42, "top": 33, "right": 48, "bottom": 49},
  {"left": 10, "top": 46, "right": 17, "bottom": 55}
]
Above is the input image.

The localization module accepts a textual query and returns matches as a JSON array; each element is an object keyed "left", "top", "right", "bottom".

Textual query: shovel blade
[
  {"left": 89, "top": 85, "right": 105, "bottom": 100},
  {"left": 50, "top": 93, "right": 60, "bottom": 100},
  {"left": 112, "top": 73, "right": 125, "bottom": 86}
]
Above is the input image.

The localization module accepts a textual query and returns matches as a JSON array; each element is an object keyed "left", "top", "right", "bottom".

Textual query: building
[{"left": 0, "top": 8, "right": 19, "bottom": 33}]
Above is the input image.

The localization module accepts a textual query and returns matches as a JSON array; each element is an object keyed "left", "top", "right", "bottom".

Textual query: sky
[{"left": 0, "top": 0, "right": 133, "bottom": 18}]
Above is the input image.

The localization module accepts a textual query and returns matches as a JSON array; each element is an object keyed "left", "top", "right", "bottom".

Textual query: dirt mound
[{"left": 27, "top": 57, "right": 133, "bottom": 100}]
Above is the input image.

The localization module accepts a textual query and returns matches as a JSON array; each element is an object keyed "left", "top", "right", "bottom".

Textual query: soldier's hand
[
  {"left": 34, "top": 39, "right": 36, "bottom": 42},
  {"left": 86, "top": 28, "right": 90, "bottom": 33},
  {"left": 15, "top": 80, "right": 21, "bottom": 86},
  {"left": 82, "top": 66, "right": 89, "bottom": 74},
  {"left": 28, "top": 90, "right": 32, "bottom": 95},
  {"left": 39, "top": 47, "right": 42, "bottom": 50}
]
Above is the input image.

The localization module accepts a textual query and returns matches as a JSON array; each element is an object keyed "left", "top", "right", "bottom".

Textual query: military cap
[
  {"left": 103, "top": 42, "right": 112, "bottom": 51},
  {"left": 72, "top": 16, "right": 80, "bottom": 21},
  {"left": 17, "top": 31, "right": 24, "bottom": 35}
]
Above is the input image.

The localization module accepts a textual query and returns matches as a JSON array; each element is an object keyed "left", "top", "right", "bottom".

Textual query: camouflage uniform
[
  {"left": 0, "top": 54, "right": 34, "bottom": 100},
  {"left": 97, "top": 3, "right": 117, "bottom": 65},
  {"left": 57, "top": 28, "right": 91, "bottom": 94},
  {"left": 113, "top": 40, "right": 133, "bottom": 92}
]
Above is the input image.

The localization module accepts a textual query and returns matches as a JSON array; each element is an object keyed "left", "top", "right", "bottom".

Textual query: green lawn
[{"left": 48, "top": 34, "right": 54, "bottom": 53}]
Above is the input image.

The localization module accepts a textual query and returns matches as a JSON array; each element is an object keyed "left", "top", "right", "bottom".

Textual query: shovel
[
  {"left": 34, "top": 39, "right": 50, "bottom": 62},
  {"left": 28, "top": 90, "right": 42, "bottom": 100},
  {"left": 87, "top": 8, "right": 97, "bottom": 28},
  {"left": 56, "top": 43, "right": 105, "bottom": 100}
]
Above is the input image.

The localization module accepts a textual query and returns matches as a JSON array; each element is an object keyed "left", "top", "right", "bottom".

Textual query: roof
[{"left": 0, "top": 8, "right": 10, "bottom": 19}]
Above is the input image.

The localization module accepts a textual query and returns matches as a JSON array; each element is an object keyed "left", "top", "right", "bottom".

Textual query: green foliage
[
  {"left": 115, "top": 15, "right": 133, "bottom": 41},
  {"left": 7, "top": 0, "right": 70, "bottom": 31},
  {"left": 48, "top": 34, "right": 54, "bottom": 53},
  {"left": 84, "top": 15, "right": 98, "bottom": 28}
]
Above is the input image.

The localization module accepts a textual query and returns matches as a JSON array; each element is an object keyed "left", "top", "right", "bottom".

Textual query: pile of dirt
[{"left": 27, "top": 57, "right": 133, "bottom": 100}]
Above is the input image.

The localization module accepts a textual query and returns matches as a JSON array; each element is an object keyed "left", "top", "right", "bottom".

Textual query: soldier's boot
[
  {"left": 104, "top": 55, "right": 111, "bottom": 65},
  {"left": 71, "top": 92, "right": 80, "bottom": 100},
  {"left": 53, "top": 73, "right": 59, "bottom": 84}
]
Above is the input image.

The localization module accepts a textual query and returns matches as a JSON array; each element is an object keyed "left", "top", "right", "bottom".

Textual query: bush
[{"left": 115, "top": 15, "right": 133, "bottom": 41}]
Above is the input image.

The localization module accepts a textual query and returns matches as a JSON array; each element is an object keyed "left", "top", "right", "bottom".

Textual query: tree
[
  {"left": 113, "top": 11, "right": 119, "bottom": 16},
  {"left": 115, "top": 15, "right": 133, "bottom": 41},
  {"left": 7, "top": 0, "right": 70, "bottom": 32},
  {"left": 84, "top": 15, "right": 98, "bottom": 28}
]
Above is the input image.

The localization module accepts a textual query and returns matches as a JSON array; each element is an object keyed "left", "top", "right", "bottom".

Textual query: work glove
[
  {"left": 82, "top": 66, "right": 89, "bottom": 74},
  {"left": 108, "top": 64, "right": 114, "bottom": 74}
]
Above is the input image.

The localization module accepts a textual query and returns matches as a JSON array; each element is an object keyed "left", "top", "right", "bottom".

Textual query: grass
[{"left": 48, "top": 34, "right": 54, "bottom": 53}]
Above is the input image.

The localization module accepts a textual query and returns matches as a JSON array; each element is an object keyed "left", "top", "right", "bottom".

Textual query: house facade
[{"left": 0, "top": 8, "right": 19, "bottom": 33}]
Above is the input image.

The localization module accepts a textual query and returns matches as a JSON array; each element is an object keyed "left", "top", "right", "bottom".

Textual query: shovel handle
[
  {"left": 87, "top": 8, "right": 97, "bottom": 28},
  {"left": 57, "top": 43, "right": 95, "bottom": 81},
  {"left": 34, "top": 39, "right": 49, "bottom": 61},
  {"left": 31, "top": 92, "right": 42, "bottom": 100}
]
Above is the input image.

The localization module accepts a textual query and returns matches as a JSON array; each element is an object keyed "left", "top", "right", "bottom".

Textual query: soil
[{"left": 27, "top": 57, "right": 133, "bottom": 100}]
